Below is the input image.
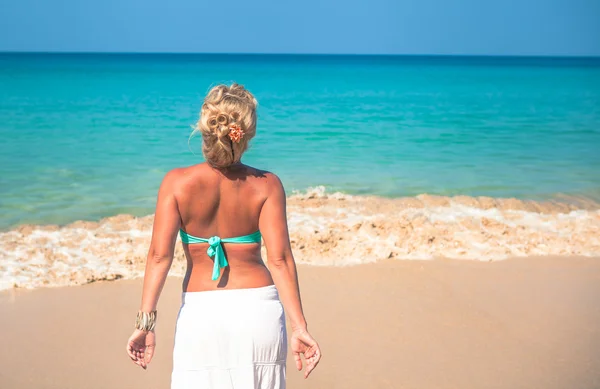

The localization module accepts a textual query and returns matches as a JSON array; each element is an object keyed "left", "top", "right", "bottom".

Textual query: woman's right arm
[{"left": 258, "top": 173, "right": 321, "bottom": 378}]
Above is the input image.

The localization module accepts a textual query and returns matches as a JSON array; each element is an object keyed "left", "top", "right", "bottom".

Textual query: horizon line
[{"left": 1, "top": 51, "right": 599, "bottom": 59}]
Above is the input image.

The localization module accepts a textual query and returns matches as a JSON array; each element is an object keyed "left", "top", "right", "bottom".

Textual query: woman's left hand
[{"left": 126, "top": 329, "right": 156, "bottom": 369}]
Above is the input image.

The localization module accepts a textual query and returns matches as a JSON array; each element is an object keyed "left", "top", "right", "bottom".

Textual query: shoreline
[
  {"left": 3, "top": 188, "right": 600, "bottom": 232},
  {"left": 2, "top": 189, "right": 600, "bottom": 291},
  {"left": 1, "top": 258, "right": 599, "bottom": 389}
]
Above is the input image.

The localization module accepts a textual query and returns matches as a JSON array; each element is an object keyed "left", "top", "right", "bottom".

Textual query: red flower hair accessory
[{"left": 228, "top": 124, "right": 245, "bottom": 143}]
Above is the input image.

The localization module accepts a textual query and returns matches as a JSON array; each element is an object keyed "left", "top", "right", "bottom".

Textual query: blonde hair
[{"left": 194, "top": 83, "right": 258, "bottom": 168}]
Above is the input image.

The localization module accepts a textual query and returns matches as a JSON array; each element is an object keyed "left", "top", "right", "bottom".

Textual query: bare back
[
  {"left": 132, "top": 84, "right": 320, "bottom": 378},
  {"left": 172, "top": 163, "right": 274, "bottom": 292}
]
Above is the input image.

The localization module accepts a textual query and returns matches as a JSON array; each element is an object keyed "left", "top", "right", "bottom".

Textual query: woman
[{"left": 126, "top": 83, "right": 321, "bottom": 388}]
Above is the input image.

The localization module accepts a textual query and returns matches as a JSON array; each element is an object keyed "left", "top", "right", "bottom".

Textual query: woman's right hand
[{"left": 290, "top": 328, "right": 321, "bottom": 378}]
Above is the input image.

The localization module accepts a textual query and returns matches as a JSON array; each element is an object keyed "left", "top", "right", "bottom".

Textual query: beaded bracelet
[{"left": 134, "top": 310, "right": 157, "bottom": 331}]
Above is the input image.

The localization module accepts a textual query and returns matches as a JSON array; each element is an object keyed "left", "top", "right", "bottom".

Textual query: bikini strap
[{"left": 179, "top": 229, "right": 262, "bottom": 280}]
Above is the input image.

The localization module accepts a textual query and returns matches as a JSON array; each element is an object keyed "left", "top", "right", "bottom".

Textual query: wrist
[
  {"left": 134, "top": 310, "right": 157, "bottom": 332},
  {"left": 134, "top": 328, "right": 155, "bottom": 335},
  {"left": 291, "top": 321, "right": 307, "bottom": 333}
]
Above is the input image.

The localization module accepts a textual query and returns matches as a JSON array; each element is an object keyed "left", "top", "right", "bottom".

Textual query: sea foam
[{"left": 1, "top": 189, "right": 599, "bottom": 290}]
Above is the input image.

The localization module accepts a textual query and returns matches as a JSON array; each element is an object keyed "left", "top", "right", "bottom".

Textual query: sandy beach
[
  {"left": 3, "top": 191, "right": 600, "bottom": 290},
  {"left": 2, "top": 8, "right": 600, "bottom": 389},
  {"left": 1, "top": 257, "right": 599, "bottom": 389}
]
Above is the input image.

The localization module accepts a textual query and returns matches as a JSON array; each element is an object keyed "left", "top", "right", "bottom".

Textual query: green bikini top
[{"left": 179, "top": 229, "right": 262, "bottom": 281}]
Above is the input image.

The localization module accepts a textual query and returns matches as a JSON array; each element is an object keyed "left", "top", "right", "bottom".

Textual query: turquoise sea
[{"left": 1, "top": 54, "right": 599, "bottom": 229}]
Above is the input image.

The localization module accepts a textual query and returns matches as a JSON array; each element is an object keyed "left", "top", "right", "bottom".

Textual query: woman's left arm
[{"left": 127, "top": 170, "right": 181, "bottom": 369}]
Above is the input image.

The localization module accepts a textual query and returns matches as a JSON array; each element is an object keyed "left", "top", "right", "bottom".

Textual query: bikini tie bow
[{"left": 207, "top": 236, "right": 228, "bottom": 281}]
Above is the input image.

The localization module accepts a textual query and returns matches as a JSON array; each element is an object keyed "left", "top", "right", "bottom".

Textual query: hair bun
[
  {"left": 207, "top": 116, "right": 218, "bottom": 130},
  {"left": 216, "top": 113, "right": 229, "bottom": 126},
  {"left": 194, "top": 83, "right": 258, "bottom": 168},
  {"left": 215, "top": 124, "right": 231, "bottom": 140}
]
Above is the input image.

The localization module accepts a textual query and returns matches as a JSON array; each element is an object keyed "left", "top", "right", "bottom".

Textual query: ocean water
[
  {"left": 1, "top": 53, "right": 600, "bottom": 229},
  {"left": 2, "top": 54, "right": 600, "bottom": 289}
]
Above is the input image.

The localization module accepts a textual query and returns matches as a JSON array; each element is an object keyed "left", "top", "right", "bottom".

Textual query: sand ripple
[{"left": 1, "top": 187, "right": 599, "bottom": 290}]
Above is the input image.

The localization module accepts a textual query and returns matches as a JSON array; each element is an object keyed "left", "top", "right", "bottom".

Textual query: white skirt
[{"left": 171, "top": 285, "right": 287, "bottom": 389}]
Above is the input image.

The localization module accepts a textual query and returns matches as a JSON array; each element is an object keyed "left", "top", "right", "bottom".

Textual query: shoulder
[
  {"left": 261, "top": 170, "right": 286, "bottom": 198},
  {"left": 238, "top": 164, "right": 286, "bottom": 198},
  {"left": 264, "top": 171, "right": 283, "bottom": 190},
  {"left": 160, "top": 167, "right": 185, "bottom": 187},
  {"left": 243, "top": 165, "right": 284, "bottom": 192},
  {"left": 162, "top": 163, "right": 212, "bottom": 184},
  {"left": 158, "top": 164, "right": 204, "bottom": 194}
]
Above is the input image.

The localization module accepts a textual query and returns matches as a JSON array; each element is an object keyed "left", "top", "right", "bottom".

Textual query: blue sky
[{"left": 0, "top": 0, "right": 599, "bottom": 55}]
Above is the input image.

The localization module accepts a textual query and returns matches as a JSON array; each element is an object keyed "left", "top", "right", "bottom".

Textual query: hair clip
[{"left": 228, "top": 124, "right": 245, "bottom": 143}]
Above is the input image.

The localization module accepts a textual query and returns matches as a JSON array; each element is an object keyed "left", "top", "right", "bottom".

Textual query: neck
[{"left": 209, "top": 161, "right": 244, "bottom": 171}]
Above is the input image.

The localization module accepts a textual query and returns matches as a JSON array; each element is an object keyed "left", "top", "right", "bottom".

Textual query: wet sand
[
  {"left": 3, "top": 191, "right": 600, "bottom": 290},
  {"left": 1, "top": 258, "right": 600, "bottom": 389}
]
